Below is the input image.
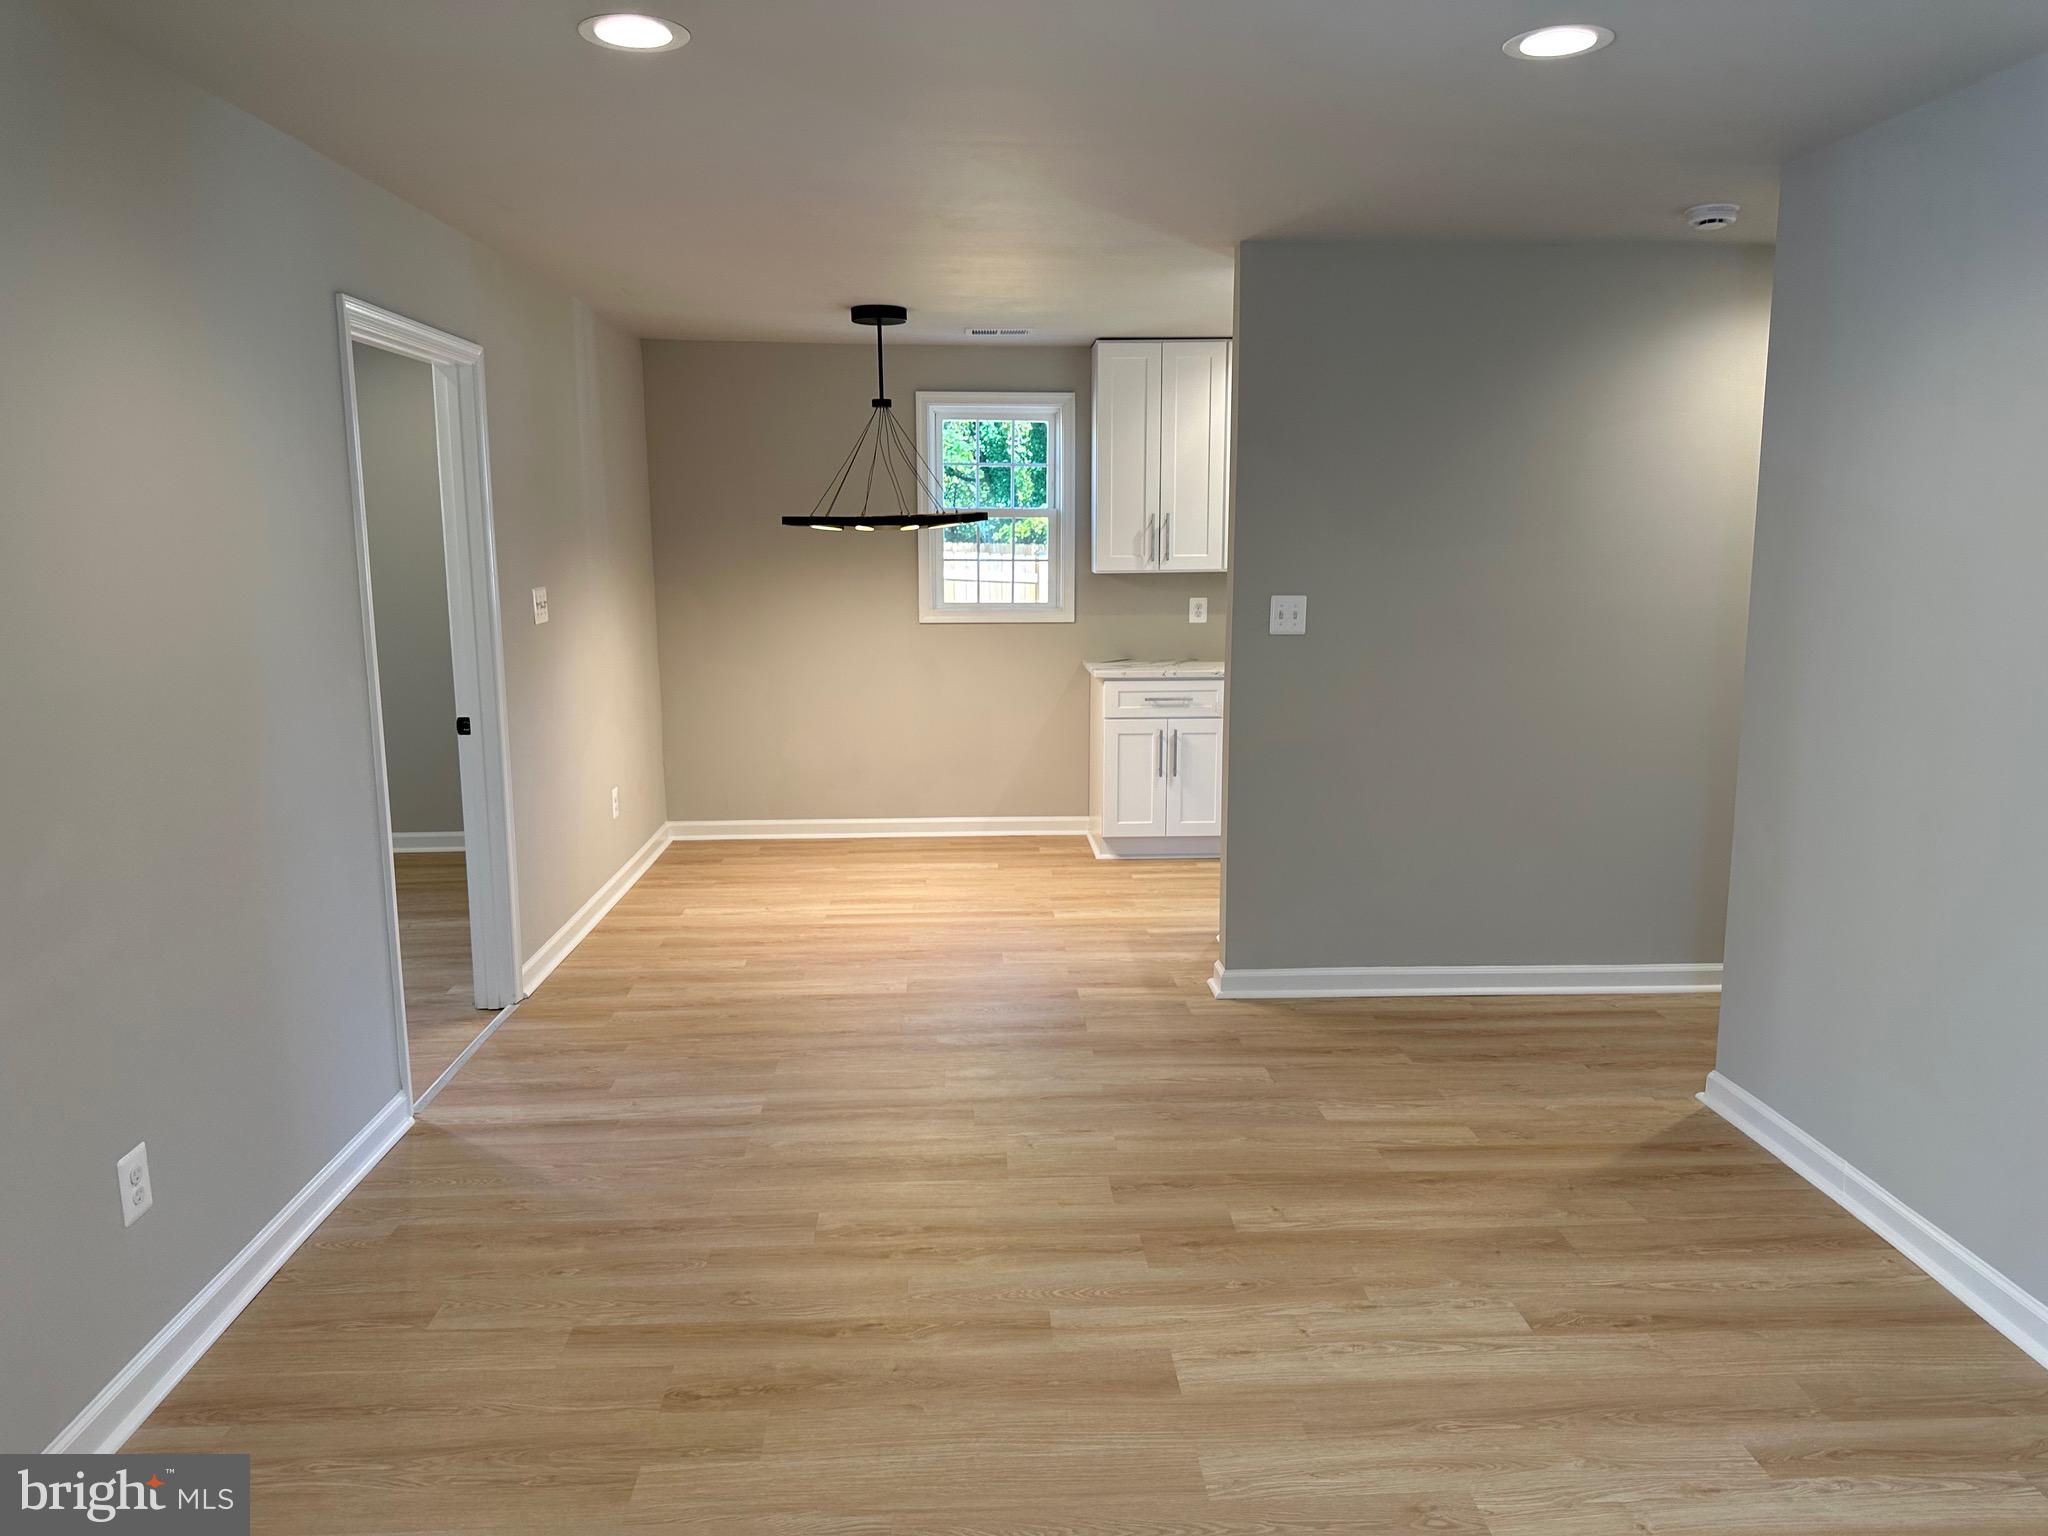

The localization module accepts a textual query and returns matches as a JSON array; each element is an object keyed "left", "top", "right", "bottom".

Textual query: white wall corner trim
[
  {"left": 1208, "top": 962, "right": 1723, "bottom": 999},
  {"left": 391, "top": 830, "right": 465, "bottom": 854},
  {"left": 520, "top": 823, "right": 672, "bottom": 994},
  {"left": 44, "top": 1090, "right": 414, "bottom": 1454},
  {"left": 666, "top": 816, "right": 1088, "bottom": 842},
  {"left": 1700, "top": 1071, "right": 2048, "bottom": 1373}
]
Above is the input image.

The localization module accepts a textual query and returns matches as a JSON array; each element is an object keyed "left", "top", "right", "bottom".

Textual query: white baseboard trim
[
  {"left": 391, "top": 830, "right": 464, "bottom": 854},
  {"left": 45, "top": 1090, "right": 414, "bottom": 1454},
  {"left": 520, "top": 823, "right": 673, "bottom": 995},
  {"left": 667, "top": 815, "right": 1087, "bottom": 842},
  {"left": 1086, "top": 830, "right": 1220, "bottom": 861},
  {"left": 1700, "top": 1071, "right": 2048, "bottom": 1372},
  {"left": 1208, "top": 961, "right": 1723, "bottom": 999}
]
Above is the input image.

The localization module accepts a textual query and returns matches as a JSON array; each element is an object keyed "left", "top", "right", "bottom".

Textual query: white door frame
[{"left": 336, "top": 295, "right": 523, "bottom": 1103}]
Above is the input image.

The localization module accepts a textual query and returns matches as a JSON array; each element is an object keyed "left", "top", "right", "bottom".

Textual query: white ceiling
[{"left": 81, "top": 0, "right": 2048, "bottom": 342}]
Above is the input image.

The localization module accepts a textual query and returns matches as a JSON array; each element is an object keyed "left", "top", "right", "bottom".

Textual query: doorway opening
[{"left": 337, "top": 296, "right": 521, "bottom": 1107}]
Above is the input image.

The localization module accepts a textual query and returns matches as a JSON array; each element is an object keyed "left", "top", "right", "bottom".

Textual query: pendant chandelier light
[{"left": 783, "top": 305, "right": 980, "bottom": 532}]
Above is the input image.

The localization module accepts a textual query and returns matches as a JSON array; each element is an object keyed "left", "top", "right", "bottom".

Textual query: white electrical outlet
[
  {"left": 117, "top": 1141, "right": 153, "bottom": 1227},
  {"left": 1189, "top": 597, "right": 1208, "bottom": 623},
  {"left": 531, "top": 586, "right": 550, "bottom": 625},
  {"left": 611, "top": 786, "right": 621, "bottom": 820},
  {"left": 1269, "top": 594, "right": 1307, "bottom": 635}
]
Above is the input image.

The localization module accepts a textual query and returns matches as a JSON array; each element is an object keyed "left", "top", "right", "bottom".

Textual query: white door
[
  {"left": 1103, "top": 718, "right": 1168, "bottom": 836},
  {"left": 1166, "top": 717, "right": 1224, "bottom": 836},
  {"left": 1092, "top": 341, "right": 1161, "bottom": 572},
  {"left": 1159, "top": 340, "right": 1230, "bottom": 572}
]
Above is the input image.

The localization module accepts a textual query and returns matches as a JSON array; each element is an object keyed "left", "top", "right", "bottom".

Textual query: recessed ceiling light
[
  {"left": 1503, "top": 23, "right": 1613, "bottom": 60},
  {"left": 578, "top": 13, "right": 689, "bottom": 52}
]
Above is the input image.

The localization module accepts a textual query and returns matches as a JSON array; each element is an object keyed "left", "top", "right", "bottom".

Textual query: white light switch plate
[
  {"left": 1269, "top": 595, "right": 1307, "bottom": 635},
  {"left": 1189, "top": 597, "right": 1208, "bottom": 623},
  {"left": 117, "top": 1141, "right": 153, "bottom": 1227},
  {"left": 531, "top": 586, "right": 550, "bottom": 625}
]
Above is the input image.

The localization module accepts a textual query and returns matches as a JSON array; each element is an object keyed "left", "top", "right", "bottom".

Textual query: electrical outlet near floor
[
  {"left": 117, "top": 1141, "right": 153, "bottom": 1227},
  {"left": 611, "top": 786, "right": 621, "bottom": 820},
  {"left": 1189, "top": 596, "right": 1208, "bottom": 623}
]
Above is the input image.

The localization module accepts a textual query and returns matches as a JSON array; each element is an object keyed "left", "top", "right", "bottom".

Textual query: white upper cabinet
[
  {"left": 1091, "top": 342, "right": 1159, "bottom": 572},
  {"left": 1091, "top": 339, "right": 1230, "bottom": 573},
  {"left": 1158, "top": 341, "right": 1231, "bottom": 571}
]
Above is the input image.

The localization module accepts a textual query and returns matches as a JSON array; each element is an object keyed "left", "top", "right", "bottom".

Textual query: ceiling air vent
[{"left": 965, "top": 327, "right": 1032, "bottom": 337}]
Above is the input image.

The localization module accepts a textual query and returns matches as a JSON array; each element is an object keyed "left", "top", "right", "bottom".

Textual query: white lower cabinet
[
  {"left": 1165, "top": 716, "right": 1223, "bottom": 836},
  {"left": 1103, "top": 719, "right": 1168, "bottom": 836},
  {"left": 1086, "top": 664, "right": 1224, "bottom": 859}
]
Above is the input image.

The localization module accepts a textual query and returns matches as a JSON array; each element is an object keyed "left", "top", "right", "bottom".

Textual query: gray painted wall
[
  {"left": 643, "top": 342, "right": 1227, "bottom": 819},
  {"left": 1223, "top": 240, "right": 1772, "bottom": 972},
  {"left": 1715, "top": 52, "right": 2048, "bottom": 1298},
  {"left": 0, "top": 0, "right": 666, "bottom": 1450},
  {"left": 354, "top": 343, "right": 463, "bottom": 836}
]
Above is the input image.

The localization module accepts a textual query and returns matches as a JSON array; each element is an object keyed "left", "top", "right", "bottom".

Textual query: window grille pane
[
  {"left": 1014, "top": 420, "right": 1048, "bottom": 463},
  {"left": 974, "top": 419, "right": 1009, "bottom": 463},
  {"left": 1013, "top": 466, "right": 1046, "bottom": 507},
  {"left": 978, "top": 467, "right": 1013, "bottom": 508},
  {"left": 941, "top": 419, "right": 976, "bottom": 463},
  {"left": 942, "top": 466, "right": 976, "bottom": 508}
]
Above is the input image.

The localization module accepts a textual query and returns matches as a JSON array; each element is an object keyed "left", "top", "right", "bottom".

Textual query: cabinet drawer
[{"left": 1104, "top": 679, "right": 1223, "bottom": 718}]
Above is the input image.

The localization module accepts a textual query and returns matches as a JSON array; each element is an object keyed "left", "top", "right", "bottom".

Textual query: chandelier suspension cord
[
  {"left": 805, "top": 409, "right": 878, "bottom": 523},
  {"left": 858, "top": 408, "right": 884, "bottom": 519},
  {"left": 877, "top": 415, "right": 910, "bottom": 513},
  {"left": 884, "top": 408, "right": 945, "bottom": 504}
]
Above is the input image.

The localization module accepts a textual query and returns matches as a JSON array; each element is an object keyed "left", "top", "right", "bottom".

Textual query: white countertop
[{"left": 1083, "top": 659, "right": 1226, "bottom": 680}]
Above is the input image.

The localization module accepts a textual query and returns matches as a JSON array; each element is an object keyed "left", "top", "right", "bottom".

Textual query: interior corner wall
[
  {"left": 641, "top": 341, "right": 1228, "bottom": 820},
  {"left": 1713, "top": 51, "right": 2048, "bottom": 1300},
  {"left": 354, "top": 343, "right": 464, "bottom": 837},
  {"left": 1222, "top": 239, "right": 1773, "bottom": 973},
  {"left": 0, "top": 0, "right": 665, "bottom": 1451}
]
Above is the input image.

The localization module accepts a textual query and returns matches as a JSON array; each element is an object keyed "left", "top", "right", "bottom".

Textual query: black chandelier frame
[{"left": 781, "top": 305, "right": 983, "bottom": 532}]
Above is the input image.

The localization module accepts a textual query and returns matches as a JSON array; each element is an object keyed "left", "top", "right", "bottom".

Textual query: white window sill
[{"left": 918, "top": 606, "right": 1077, "bottom": 624}]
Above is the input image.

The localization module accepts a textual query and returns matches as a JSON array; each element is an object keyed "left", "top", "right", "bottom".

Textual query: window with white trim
[{"left": 916, "top": 391, "right": 1077, "bottom": 623}]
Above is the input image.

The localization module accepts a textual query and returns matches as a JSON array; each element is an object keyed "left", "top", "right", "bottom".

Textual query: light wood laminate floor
[
  {"left": 135, "top": 838, "right": 2048, "bottom": 1533},
  {"left": 393, "top": 851, "right": 494, "bottom": 1095}
]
